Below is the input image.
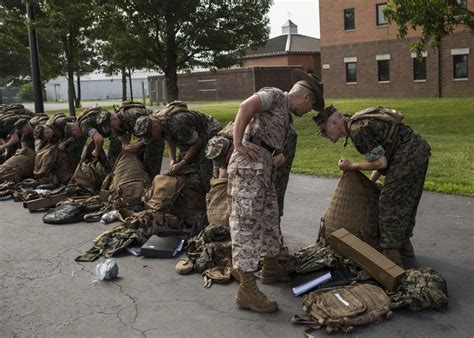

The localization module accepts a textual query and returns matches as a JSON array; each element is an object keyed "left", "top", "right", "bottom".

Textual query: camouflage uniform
[
  {"left": 78, "top": 110, "right": 121, "bottom": 168},
  {"left": 114, "top": 108, "right": 164, "bottom": 178},
  {"left": 158, "top": 110, "right": 221, "bottom": 191},
  {"left": 347, "top": 118, "right": 431, "bottom": 250},
  {"left": 48, "top": 115, "right": 86, "bottom": 172},
  {"left": 206, "top": 120, "right": 297, "bottom": 216},
  {"left": 228, "top": 87, "right": 291, "bottom": 272}
]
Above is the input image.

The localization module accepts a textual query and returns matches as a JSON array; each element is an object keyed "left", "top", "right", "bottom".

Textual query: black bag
[{"left": 43, "top": 203, "right": 86, "bottom": 224}]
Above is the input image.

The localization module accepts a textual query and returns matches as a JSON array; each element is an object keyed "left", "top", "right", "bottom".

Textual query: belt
[{"left": 243, "top": 135, "right": 281, "bottom": 156}]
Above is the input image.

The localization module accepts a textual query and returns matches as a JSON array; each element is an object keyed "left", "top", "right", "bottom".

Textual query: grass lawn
[{"left": 196, "top": 98, "right": 474, "bottom": 196}]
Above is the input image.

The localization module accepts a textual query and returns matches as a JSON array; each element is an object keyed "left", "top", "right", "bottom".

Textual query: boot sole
[{"left": 235, "top": 298, "right": 279, "bottom": 313}]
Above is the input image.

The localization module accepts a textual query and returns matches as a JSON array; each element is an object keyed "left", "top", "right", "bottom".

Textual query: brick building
[
  {"left": 319, "top": 0, "right": 474, "bottom": 98},
  {"left": 148, "top": 66, "right": 303, "bottom": 104},
  {"left": 243, "top": 20, "right": 321, "bottom": 77}
]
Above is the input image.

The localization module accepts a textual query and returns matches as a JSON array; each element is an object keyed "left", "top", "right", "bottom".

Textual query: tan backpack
[
  {"left": 46, "top": 112, "right": 67, "bottom": 127},
  {"left": 0, "top": 147, "right": 36, "bottom": 184},
  {"left": 320, "top": 170, "right": 380, "bottom": 249},
  {"left": 206, "top": 178, "right": 229, "bottom": 227},
  {"left": 294, "top": 283, "right": 392, "bottom": 334},
  {"left": 105, "top": 150, "right": 150, "bottom": 209},
  {"left": 34, "top": 143, "right": 72, "bottom": 186},
  {"left": 71, "top": 142, "right": 109, "bottom": 190}
]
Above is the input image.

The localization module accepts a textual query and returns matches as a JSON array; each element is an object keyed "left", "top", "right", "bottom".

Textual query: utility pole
[{"left": 26, "top": 3, "right": 44, "bottom": 113}]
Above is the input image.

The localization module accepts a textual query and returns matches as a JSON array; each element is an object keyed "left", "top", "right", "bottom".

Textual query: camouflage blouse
[
  {"left": 162, "top": 110, "right": 219, "bottom": 147},
  {"left": 348, "top": 118, "right": 431, "bottom": 175},
  {"left": 245, "top": 87, "right": 290, "bottom": 152}
]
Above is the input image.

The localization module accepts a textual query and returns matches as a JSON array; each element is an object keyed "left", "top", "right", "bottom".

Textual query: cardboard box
[{"left": 329, "top": 228, "right": 405, "bottom": 291}]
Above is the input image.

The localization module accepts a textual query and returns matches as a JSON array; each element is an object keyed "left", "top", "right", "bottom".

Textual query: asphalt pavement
[{"left": 1, "top": 172, "right": 473, "bottom": 337}]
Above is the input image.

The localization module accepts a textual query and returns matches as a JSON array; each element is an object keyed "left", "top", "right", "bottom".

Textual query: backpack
[
  {"left": 152, "top": 101, "right": 190, "bottom": 130},
  {"left": 0, "top": 147, "right": 36, "bottom": 184},
  {"left": 46, "top": 112, "right": 67, "bottom": 127},
  {"left": 387, "top": 268, "right": 448, "bottom": 311},
  {"left": 114, "top": 101, "right": 148, "bottom": 112},
  {"left": 78, "top": 106, "right": 103, "bottom": 126},
  {"left": 206, "top": 178, "right": 229, "bottom": 227},
  {"left": 294, "top": 283, "right": 392, "bottom": 334},
  {"left": 104, "top": 150, "right": 150, "bottom": 210},
  {"left": 350, "top": 107, "right": 404, "bottom": 144},
  {"left": 321, "top": 170, "right": 381, "bottom": 249}
]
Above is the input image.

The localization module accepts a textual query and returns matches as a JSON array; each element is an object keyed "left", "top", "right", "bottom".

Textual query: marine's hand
[
  {"left": 170, "top": 161, "right": 185, "bottom": 175},
  {"left": 92, "top": 148, "right": 99, "bottom": 157},
  {"left": 123, "top": 143, "right": 139, "bottom": 153},
  {"left": 58, "top": 142, "right": 66, "bottom": 151},
  {"left": 273, "top": 153, "right": 286, "bottom": 168},
  {"left": 235, "top": 143, "right": 258, "bottom": 162},
  {"left": 338, "top": 158, "right": 353, "bottom": 171}
]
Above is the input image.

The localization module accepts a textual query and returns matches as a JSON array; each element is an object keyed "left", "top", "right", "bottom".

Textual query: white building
[{"left": 45, "top": 70, "right": 162, "bottom": 102}]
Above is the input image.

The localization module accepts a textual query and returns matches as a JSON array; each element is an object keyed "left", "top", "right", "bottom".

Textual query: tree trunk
[
  {"left": 121, "top": 67, "right": 127, "bottom": 101},
  {"left": 67, "top": 67, "right": 76, "bottom": 116},
  {"left": 75, "top": 73, "right": 81, "bottom": 108},
  {"left": 128, "top": 68, "right": 134, "bottom": 101},
  {"left": 165, "top": 68, "right": 178, "bottom": 102},
  {"left": 165, "top": 18, "right": 178, "bottom": 102}
]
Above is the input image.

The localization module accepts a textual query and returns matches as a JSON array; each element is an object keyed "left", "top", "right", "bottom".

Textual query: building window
[
  {"left": 376, "top": 3, "right": 388, "bottom": 26},
  {"left": 413, "top": 57, "right": 427, "bottom": 81},
  {"left": 344, "top": 8, "right": 355, "bottom": 30},
  {"left": 453, "top": 54, "right": 468, "bottom": 79},
  {"left": 378, "top": 60, "right": 390, "bottom": 82},
  {"left": 346, "top": 62, "right": 357, "bottom": 83}
]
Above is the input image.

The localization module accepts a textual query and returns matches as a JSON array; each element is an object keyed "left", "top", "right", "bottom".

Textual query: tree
[
  {"left": 94, "top": 8, "right": 148, "bottom": 102},
  {"left": 0, "top": 0, "right": 33, "bottom": 84},
  {"left": 104, "top": 0, "right": 272, "bottom": 101},
  {"left": 36, "top": 0, "right": 99, "bottom": 115},
  {"left": 385, "top": 0, "right": 474, "bottom": 55}
]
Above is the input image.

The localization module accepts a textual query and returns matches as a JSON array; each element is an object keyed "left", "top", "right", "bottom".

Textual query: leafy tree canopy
[{"left": 385, "top": 0, "right": 474, "bottom": 55}]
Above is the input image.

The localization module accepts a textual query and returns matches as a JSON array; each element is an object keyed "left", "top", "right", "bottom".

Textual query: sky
[{"left": 268, "top": 0, "right": 320, "bottom": 38}]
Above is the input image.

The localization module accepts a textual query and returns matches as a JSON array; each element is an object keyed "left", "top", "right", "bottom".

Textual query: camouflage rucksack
[
  {"left": 78, "top": 106, "right": 105, "bottom": 126},
  {"left": 104, "top": 150, "right": 151, "bottom": 210},
  {"left": 294, "top": 283, "right": 392, "bottom": 334},
  {"left": 350, "top": 107, "right": 404, "bottom": 144},
  {"left": 46, "top": 112, "right": 67, "bottom": 127},
  {"left": 387, "top": 268, "right": 448, "bottom": 311},
  {"left": 0, "top": 147, "right": 36, "bottom": 184}
]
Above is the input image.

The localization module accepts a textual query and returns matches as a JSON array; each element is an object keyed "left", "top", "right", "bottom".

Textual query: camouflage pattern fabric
[
  {"left": 186, "top": 224, "right": 232, "bottom": 273},
  {"left": 348, "top": 118, "right": 431, "bottom": 250},
  {"left": 228, "top": 144, "right": 280, "bottom": 272},
  {"left": 387, "top": 268, "right": 448, "bottom": 311},
  {"left": 281, "top": 241, "right": 359, "bottom": 276},
  {"left": 228, "top": 87, "right": 293, "bottom": 273},
  {"left": 246, "top": 87, "right": 290, "bottom": 152},
  {"left": 275, "top": 125, "right": 297, "bottom": 217},
  {"left": 159, "top": 110, "right": 220, "bottom": 191},
  {"left": 78, "top": 108, "right": 122, "bottom": 168}
]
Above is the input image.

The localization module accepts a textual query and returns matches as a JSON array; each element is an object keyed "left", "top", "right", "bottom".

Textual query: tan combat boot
[
  {"left": 261, "top": 256, "right": 290, "bottom": 284},
  {"left": 383, "top": 249, "right": 404, "bottom": 267},
  {"left": 235, "top": 271, "right": 279, "bottom": 313},
  {"left": 400, "top": 239, "right": 415, "bottom": 258}
]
